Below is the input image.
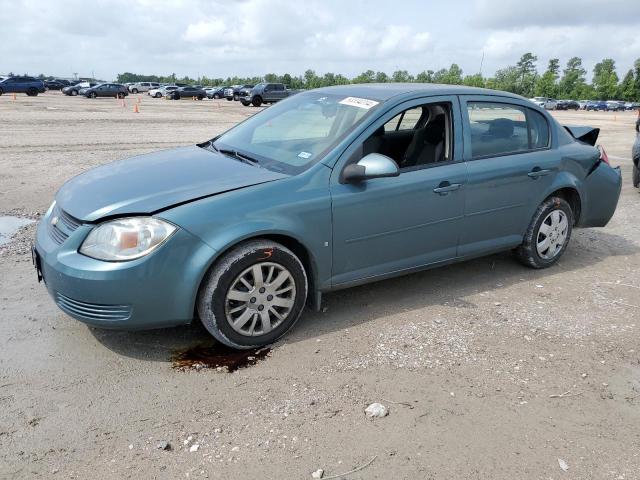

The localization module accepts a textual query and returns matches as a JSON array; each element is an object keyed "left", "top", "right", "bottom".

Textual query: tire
[
  {"left": 240, "top": 99, "right": 250, "bottom": 106},
  {"left": 0, "top": 88, "right": 4, "bottom": 96},
  {"left": 117, "top": 92, "right": 125, "bottom": 99},
  {"left": 197, "top": 240, "right": 308, "bottom": 349},
  {"left": 131, "top": 88, "right": 138, "bottom": 94},
  {"left": 71, "top": 90, "right": 78, "bottom": 96},
  {"left": 154, "top": 93, "right": 161, "bottom": 98},
  {"left": 233, "top": 94, "right": 239, "bottom": 101},
  {"left": 26, "top": 88, "right": 38, "bottom": 96},
  {"left": 198, "top": 95, "right": 204, "bottom": 100},
  {"left": 633, "top": 164, "right": 640, "bottom": 188},
  {"left": 252, "top": 96, "right": 263, "bottom": 107},
  {"left": 90, "top": 92, "right": 97, "bottom": 98},
  {"left": 515, "top": 196, "right": 573, "bottom": 269},
  {"left": 213, "top": 93, "right": 220, "bottom": 99},
  {"left": 226, "top": 97, "right": 232, "bottom": 101}
]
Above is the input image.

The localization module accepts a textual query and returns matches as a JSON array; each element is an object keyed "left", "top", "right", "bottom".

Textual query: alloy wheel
[
  {"left": 536, "top": 210, "right": 568, "bottom": 260},
  {"left": 224, "top": 262, "right": 296, "bottom": 337}
]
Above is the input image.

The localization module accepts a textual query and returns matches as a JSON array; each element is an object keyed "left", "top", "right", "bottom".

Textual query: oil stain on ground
[{"left": 171, "top": 343, "right": 271, "bottom": 372}]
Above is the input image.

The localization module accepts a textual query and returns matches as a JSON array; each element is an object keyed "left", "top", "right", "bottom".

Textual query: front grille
[
  {"left": 55, "top": 292, "right": 132, "bottom": 322},
  {"left": 48, "top": 205, "right": 82, "bottom": 245}
]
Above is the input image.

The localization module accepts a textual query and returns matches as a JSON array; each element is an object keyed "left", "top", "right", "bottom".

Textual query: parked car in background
[
  {"left": 82, "top": 83, "right": 128, "bottom": 98},
  {"left": 624, "top": 102, "right": 640, "bottom": 110},
  {"left": 224, "top": 84, "right": 254, "bottom": 101},
  {"left": 34, "top": 84, "right": 621, "bottom": 349},
  {"left": 555, "top": 100, "right": 580, "bottom": 111},
  {"left": 586, "top": 101, "right": 607, "bottom": 111},
  {"left": 0, "top": 76, "right": 46, "bottom": 96},
  {"left": 44, "top": 80, "right": 68, "bottom": 90},
  {"left": 206, "top": 86, "right": 227, "bottom": 99},
  {"left": 63, "top": 82, "right": 98, "bottom": 96},
  {"left": 148, "top": 85, "right": 178, "bottom": 98},
  {"left": 166, "top": 86, "right": 206, "bottom": 100},
  {"left": 578, "top": 100, "right": 590, "bottom": 110},
  {"left": 529, "top": 97, "right": 557, "bottom": 110},
  {"left": 129, "top": 82, "right": 160, "bottom": 93},
  {"left": 605, "top": 101, "right": 626, "bottom": 112},
  {"left": 241, "top": 82, "right": 300, "bottom": 107}
]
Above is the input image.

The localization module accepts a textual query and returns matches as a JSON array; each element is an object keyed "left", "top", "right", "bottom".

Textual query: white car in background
[
  {"left": 148, "top": 85, "right": 178, "bottom": 98},
  {"left": 129, "top": 82, "right": 160, "bottom": 94},
  {"left": 529, "top": 97, "right": 558, "bottom": 110}
]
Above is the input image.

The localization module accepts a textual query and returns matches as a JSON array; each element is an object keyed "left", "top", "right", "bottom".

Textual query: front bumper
[{"left": 34, "top": 209, "right": 217, "bottom": 330}]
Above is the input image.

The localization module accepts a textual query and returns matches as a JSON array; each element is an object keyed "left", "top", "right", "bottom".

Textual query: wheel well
[
  {"left": 198, "top": 234, "right": 318, "bottom": 311},
  {"left": 549, "top": 188, "right": 581, "bottom": 224}
]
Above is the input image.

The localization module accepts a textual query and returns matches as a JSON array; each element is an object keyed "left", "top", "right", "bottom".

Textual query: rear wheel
[
  {"left": 197, "top": 240, "right": 308, "bottom": 349},
  {"left": 70, "top": 90, "right": 78, "bottom": 96},
  {"left": 515, "top": 196, "right": 573, "bottom": 269},
  {"left": 0, "top": 88, "right": 3, "bottom": 96},
  {"left": 27, "top": 88, "right": 38, "bottom": 96},
  {"left": 117, "top": 92, "right": 125, "bottom": 99},
  {"left": 633, "top": 164, "right": 640, "bottom": 188},
  {"left": 240, "top": 99, "right": 250, "bottom": 106},
  {"left": 154, "top": 92, "right": 161, "bottom": 98},
  {"left": 213, "top": 93, "right": 220, "bottom": 99},
  {"left": 90, "top": 92, "right": 97, "bottom": 98},
  {"left": 131, "top": 88, "right": 138, "bottom": 94},
  {"left": 226, "top": 97, "right": 232, "bottom": 101},
  {"left": 233, "top": 93, "right": 239, "bottom": 101}
]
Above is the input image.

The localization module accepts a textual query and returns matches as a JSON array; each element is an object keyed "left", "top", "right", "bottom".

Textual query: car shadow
[{"left": 90, "top": 228, "right": 639, "bottom": 363}]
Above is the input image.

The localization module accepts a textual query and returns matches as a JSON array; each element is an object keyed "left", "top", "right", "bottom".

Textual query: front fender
[{"left": 159, "top": 166, "right": 333, "bottom": 295}]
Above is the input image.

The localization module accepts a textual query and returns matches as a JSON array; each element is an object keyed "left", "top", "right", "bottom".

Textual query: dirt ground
[{"left": 1, "top": 92, "right": 639, "bottom": 479}]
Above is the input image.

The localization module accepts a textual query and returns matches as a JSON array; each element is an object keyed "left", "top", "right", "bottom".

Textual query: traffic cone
[
  {"left": 133, "top": 103, "right": 139, "bottom": 113},
  {"left": 12, "top": 93, "right": 16, "bottom": 100}
]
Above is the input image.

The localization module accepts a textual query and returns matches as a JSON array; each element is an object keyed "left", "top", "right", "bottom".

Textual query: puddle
[
  {"left": 171, "top": 344, "right": 271, "bottom": 372},
  {"left": 0, "top": 216, "right": 34, "bottom": 246}
]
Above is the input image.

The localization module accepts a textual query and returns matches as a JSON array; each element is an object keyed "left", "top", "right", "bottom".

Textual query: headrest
[{"left": 487, "top": 118, "right": 514, "bottom": 138}]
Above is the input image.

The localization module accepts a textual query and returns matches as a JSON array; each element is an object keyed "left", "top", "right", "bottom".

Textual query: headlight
[{"left": 79, "top": 217, "right": 177, "bottom": 261}]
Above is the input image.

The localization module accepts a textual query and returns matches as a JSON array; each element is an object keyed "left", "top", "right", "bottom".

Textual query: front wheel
[
  {"left": 154, "top": 93, "right": 161, "bottom": 98},
  {"left": 515, "top": 197, "right": 573, "bottom": 269},
  {"left": 131, "top": 88, "right": 138, "bottom": 94},
  {"left": 197, "top": 240, "right": 308, "bottom": 349},
  {"left": 71, "top": 90, "right": 78, "bottom": 96},
  {"left": 633, "top": 164, "right": 640, "bottom": 188},
  {"left": 213, "top": 93, "right": 220, "bottom": 99},
  {"left": 252, "top": 96, "right": 263, "bottom": 107},
  {"left": 240, "top": 99, "right": 250, "bottom": 106},
  {"left": 90, "top": 92, "right": 97, "bottom": 98}
]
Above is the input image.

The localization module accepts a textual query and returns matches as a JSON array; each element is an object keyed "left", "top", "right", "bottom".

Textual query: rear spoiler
[{"left": 564, "top": 125, "right": 600, "bottom": 146}]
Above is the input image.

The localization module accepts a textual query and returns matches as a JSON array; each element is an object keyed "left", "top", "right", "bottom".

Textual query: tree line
[{"left": 113, "top": 53, "right": 637, "bottom": 102}]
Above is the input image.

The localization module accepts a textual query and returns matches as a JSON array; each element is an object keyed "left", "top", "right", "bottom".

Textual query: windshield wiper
[{"left": 217, "top": 148, "right": 261, "bottom": 168}]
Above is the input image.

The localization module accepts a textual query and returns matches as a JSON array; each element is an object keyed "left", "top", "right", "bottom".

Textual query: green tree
[
  {"left": 391, "top": 70, "right": 412, "bottom": 82},
  {"left": 633, "top": 58, "right": 640, "bottom": 101},
  {"left": 593, "top": 58, "right": 619, "bottom": 100},
  {"left": 415, "top": 70, "right": 434, "bottom": 83},
  {"left": 515, "top": 52, "right": 538, "bottom": 97},
  {"left": 535, "top": 58, "right": 560, "bottom": 97},
  {"left": 490, "top": 66, "right": 520, "bottom": 93},
  {"left": 375, "top": 71, "right": 389, "bottom": 83},
  {"left": 619, "top": 70, "right": 635, "bottom": 100},
  {"left": 352, "top": 70, "right": 376, "bottom": 83},
  {"left": 463, "top": 73, "right": 485, "bottom": 87},
  {"left": 558, "top": 57, "right": 587, "bottom": 99}
]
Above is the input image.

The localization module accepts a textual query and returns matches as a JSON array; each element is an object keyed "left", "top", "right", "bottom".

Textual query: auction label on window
[{"left": 339, "top": 97, "right": 379, "bottom": 109}]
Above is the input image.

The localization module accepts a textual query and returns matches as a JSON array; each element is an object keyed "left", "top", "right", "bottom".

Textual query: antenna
[{"left": 479, "top": 51, "right": 485, "bottom": 75}]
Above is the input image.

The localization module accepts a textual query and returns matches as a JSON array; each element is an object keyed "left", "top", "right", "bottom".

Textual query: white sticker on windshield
[
  {"left": 298, "top": 151, "right": 312, "bottom": 159},
  {"left": 339, "top": 97, "right": 379, "bottom": 109}
]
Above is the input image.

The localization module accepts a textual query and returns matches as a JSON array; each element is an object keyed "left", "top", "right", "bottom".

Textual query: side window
[
  {"left": 361, "top": 103, "right": 452, "bottom": 171},
  {"left": 467, "top": 102, "right": 548, "bottom": 158},
  {"left": 527, "top": 109, "right": 550, "bottom": 149},
  {"left": 383, "top": 107, "right": 422, "bottom": 132},
  {"left": 276, "top": 84, "right": 284, "bottom": 91}
]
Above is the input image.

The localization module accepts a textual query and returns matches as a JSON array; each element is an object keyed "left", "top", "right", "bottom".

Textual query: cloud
[{"left": 473, "top": 0, "right": 640, "bottom": 28}]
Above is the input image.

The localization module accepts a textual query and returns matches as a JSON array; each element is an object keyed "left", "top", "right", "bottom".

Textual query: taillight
[{"left": 597, "top": 145, "right": 610, "bottom": 165}]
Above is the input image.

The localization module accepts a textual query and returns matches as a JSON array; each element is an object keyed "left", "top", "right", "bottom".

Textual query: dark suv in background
[
  {"left": 63, "top": 82, "right": 98, "bottom": 96},
  {"left": 0, "top": 76, "right": 46, "bottom": 96},
  {"left": 224, "top": 84, "right": 254, "bottom": 101}
]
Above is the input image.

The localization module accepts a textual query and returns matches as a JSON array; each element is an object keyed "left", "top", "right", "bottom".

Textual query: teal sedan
[{"left": 34, "top": 84, "right": 622, "bottom": 349}]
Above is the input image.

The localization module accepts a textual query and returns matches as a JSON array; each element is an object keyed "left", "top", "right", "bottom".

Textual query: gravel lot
[{"left": 1, "top": 92, "right": 639, "bottom": 479}]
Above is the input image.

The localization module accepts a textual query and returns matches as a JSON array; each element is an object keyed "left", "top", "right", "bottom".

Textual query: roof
[{"left": 313, "top": 83, "right": 524, "bottom": 102}]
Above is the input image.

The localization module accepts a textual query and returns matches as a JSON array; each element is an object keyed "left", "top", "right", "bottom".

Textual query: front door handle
[
  {"left": 433, "top": 182, "right": 462, "bottom": 195},
  {"left": 528, "top": 168, "right": 551, "bottom": 179}
]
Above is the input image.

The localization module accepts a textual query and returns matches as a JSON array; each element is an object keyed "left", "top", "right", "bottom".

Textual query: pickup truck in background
[
  {"left": 223, "top": 84, "right": 254, "bottom": 101},
  {"left": 241, "top": 83, "right": 300, "bottom": 107}
]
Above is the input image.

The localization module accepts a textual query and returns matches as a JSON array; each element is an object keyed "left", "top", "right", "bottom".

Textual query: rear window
[{"left": 467, "top": 102, "right": 550, "bottom": 158}]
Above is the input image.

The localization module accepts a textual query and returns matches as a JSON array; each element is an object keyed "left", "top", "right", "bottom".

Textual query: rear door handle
[
  {"left": 528, "top": 168, "right": 551, "bottom": 178},
  {"left": 433, "top": 182, "right": 462, "bottom": 195}
]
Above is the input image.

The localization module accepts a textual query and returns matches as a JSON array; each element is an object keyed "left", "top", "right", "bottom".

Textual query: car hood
[{"left": 56, "top": 145, "right": 288, "bottom": 222}]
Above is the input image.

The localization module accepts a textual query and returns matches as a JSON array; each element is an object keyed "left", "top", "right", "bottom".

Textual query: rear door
[{"left": 458, "top": 96, "right": 558, "bottom": 257}]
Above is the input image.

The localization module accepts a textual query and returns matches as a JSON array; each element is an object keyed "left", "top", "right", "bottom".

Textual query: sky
[{"left": 1, "top": 0, "right": 639, "bottom": 81}]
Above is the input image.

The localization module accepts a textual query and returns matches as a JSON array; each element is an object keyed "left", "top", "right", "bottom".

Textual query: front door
[
  {"left": 458, "top": 97, "right": 558, "bottom": 257},
  {"left": 330, "top": 96, "right": 467, "bottom": 287}
]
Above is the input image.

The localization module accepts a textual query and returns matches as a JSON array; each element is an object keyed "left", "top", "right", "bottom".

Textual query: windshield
[{"left": 213, "top": 91, "right": 381, "bottom": 174}]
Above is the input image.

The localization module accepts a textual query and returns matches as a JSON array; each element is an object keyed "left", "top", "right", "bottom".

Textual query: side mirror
[{"left": 343, "top": 153, "right": 400, "bottom": 183}]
